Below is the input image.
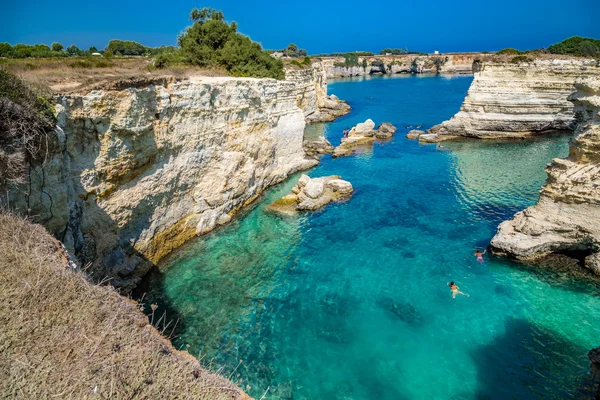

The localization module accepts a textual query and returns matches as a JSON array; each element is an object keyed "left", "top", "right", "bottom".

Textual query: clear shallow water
[{"left": 139, "top": 74, "right": 600, "bottom": 399}]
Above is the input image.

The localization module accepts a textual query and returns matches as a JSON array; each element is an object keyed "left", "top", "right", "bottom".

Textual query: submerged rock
[
  {"left": 266, "top": 174, "right": 353, "bottom": 214},
  {"left": 377, "top": 297, "right": 422, "bottom": 325},
  {"left": 333, "top": 120, "right": 399, "bottom": 158}
]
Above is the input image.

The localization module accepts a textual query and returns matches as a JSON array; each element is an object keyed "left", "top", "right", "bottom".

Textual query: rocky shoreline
[
  {"left": 427, "top": 59, "right": 600, "bottom": 141},
  {"left": 333, "top": 119, "right": 398, "bottom": 158},
  {"left": 490, "top": 76, "right": 600, "bottom": 274}
]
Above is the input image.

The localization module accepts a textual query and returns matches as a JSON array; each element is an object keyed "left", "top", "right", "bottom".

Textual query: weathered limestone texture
[
  {"left": 429, "top": 59, "right": 600, "bottom": 140},
  {"left": 266, "top": 174, "right": 353, "bottom": 214},
  {"left": 490, "top": 76, "right": 600, "bottom": 274},
  {"left": 9, "top": 76, "right": 318, "bottom": 287},
  {"left": 285, "top": 62, "right": 350, "bottom": 123},
  {"left": 333, "top": 120, "right": 397, "bottom": 158},
  {"left": 406, "top": 130, "right": 425, "bottom": 140},
  {"left": 303, "top": 136, "right": 334, "bottom": 159}
]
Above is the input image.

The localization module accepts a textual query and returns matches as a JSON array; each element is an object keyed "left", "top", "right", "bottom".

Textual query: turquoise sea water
[{"left": 139, "top": 74, "right": 600, "bottom": 399}]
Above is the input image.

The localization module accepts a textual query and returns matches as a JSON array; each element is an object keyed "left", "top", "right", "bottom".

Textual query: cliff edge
[
  {"left": 429, "top": 59, "right": 600, "bottom": 140},
  {"left": 0, "top": 212, "right": 251, "bottom": 399},
  {"left": 490, "top": 76, "right": 600, "bottom": 273}
]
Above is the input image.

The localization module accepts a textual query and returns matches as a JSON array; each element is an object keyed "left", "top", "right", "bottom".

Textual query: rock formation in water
[
  {"left": 428, "top": 59, "right": 600, "bottom": 140},
  {"left": 6, "top": 68, "right": 341, "bottom": 288},
  {"left": 333, "top": 120, "right": 397, "bottom": 158},
  {"left": 266, "top": 174, "right": 353, "bottom": 214},
  {"left": 490, "top": 76, "right": 600, "bottom": 274},
  {"left": 303, "top": 136, "right": 334, "bottom": 158},
  {"left": 406, "top": 129, "right": 425, "bottom": 140},
  {"left": 285, "top": 62, "right": 350, "bottom": 123}
]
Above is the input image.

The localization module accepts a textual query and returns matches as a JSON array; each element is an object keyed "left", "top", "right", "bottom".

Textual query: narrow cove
[{"left": 138, "top": 74, "right": 600, "bottom": 400}]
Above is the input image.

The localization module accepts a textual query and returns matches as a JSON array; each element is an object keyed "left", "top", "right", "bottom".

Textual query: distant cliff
[
  {"left": 320, "top": 53, "right": 481, "bottom": 78},
  {"left": 490, "top": 75, "right": 600, "bottom": 273},
  {"left": 5, "top": 65, "right": 345, "bottom": 288},
  {"left": 429, "top": 59, "right": 600, "bottom": 139}
]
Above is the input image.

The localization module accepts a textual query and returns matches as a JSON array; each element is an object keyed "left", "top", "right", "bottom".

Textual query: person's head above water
[{"left": 449, "top": 281, "right": 455, "bottom": 286}]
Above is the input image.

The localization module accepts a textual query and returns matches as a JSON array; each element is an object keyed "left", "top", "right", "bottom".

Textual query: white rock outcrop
[
  {"left": 266, "top": 174, "right": 353, "bottom": 214},
  {"left": 8, "top": 76, "right": 318, "bottom": 287},
  {"left": 333, "top": 120, "right": 398, "bottom": 158},
  {"left": 429, "top": 59, "right": 600, "bottom": 139},
  {"left": 490, "top": 76, "right": 600, "bottom": 274}
]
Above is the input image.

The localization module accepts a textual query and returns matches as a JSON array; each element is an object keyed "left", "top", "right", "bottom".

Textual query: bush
[
  {"left": 510, "top": 55, "right": 534, "bottom": 63},
  {"left": 548, "top": 36, "right": 600, "bottom": 56},
  {"left": 0, "top": 69, "right": 57, "bottom": 188},
  {"left": 105, "top": 40, "right": 148, "bottom": 56},
  {"left": 178, "top": 8, "right": 284, "bottom": 79},
  {"left": 51, "top": 42, "right": 63, "bottom": 52},
  {"left": 497, "top": 48, "right": 520, "bottom": 55}
]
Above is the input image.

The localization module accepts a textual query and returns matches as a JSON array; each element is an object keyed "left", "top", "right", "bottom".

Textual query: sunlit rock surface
[
  {"left": 491, "top": 76, "right": 600, "bottom": 274},
  {"left": 429, "top": 59, "right": 600, "bottom": 139}
]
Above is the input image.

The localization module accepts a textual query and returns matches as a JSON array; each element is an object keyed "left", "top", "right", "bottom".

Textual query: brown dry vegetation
[
  {"left": 0, "top": 57, "right": 228, "bottom": 94},
  {"left": 0, "top": 212, "right": 252, "bottom": 400}
]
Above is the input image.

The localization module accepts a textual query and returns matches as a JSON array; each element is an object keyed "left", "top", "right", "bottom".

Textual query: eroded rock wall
[
  {"left": 429, "top": 59, "right": 600, "bottom": 139},
  {"left": 8, "top": 76, "right": 317, "bottom": 287},
  {"left": 490, "top": 76, "right": 600, "bottom": 274}
]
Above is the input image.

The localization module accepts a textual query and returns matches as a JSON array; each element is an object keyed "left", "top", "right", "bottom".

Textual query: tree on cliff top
[{"left": 178, "top": 8, "right": 284, "bottom": 79}]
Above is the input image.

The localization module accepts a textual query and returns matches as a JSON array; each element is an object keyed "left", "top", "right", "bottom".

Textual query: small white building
[
  {"left": 91, "top": 52, "right": 102, "bottom": 56},
  {"left": 434, "top": 50, "right": 439, "bottom": 55}
]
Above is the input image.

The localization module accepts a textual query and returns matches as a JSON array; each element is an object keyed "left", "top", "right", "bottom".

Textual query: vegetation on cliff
[
  {"left": 177, "top": 7, "right": 284, "bottom": 79},
  {"left": 0, "top": 212, "right": 249, "bottom": 399},
  {"left": 0, "top": 69, "right": 56, "bottom": 189},
  {"left": 548, "top": 36, "right": 600, "bottom": 57}
]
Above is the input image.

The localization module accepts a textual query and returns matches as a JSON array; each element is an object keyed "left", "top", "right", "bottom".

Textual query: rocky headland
[
  {"left": 333, "top": 119, "right": 397, "bottom": 158},
  {"left": 428, "top": 59, "right": 600, "bottom": 140},
  {"left": 4, "top": 62, "right": 347, "bottom": 288},
  {"left": 266, "top": 174, "right": 353, "bottom": 214},
  {"left": 490, "top": 76, "right": 600, "bottom": 273}
]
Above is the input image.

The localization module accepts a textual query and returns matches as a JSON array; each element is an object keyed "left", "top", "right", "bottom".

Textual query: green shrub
[
  {"left": 548, "top": 36, "right": 600, "bottom": 56},
  {"left": 510, "top": 55, "right": 533, "bottom": 63},
  {"left": 497, "top": 48, "right": 520, "bottom": 55}
]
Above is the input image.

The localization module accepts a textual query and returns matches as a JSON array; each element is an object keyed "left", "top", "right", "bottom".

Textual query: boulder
[
  {"left": 333, "top": 121, "right": 398, "bottom": 157},
  {"left": 303, "top": 137, "right": 334, "bottom": 157},
  {"left": 406, "top": 130, "right": 425, "bottom": 140},
  {"left": 304, "top": 179, "right": 325, "bottom": 199},
  {"left": 419, "top": 133, "right": 440, "bottom": 143},
  {"left": 350, "top": 119, "right": 376, "bottom": 137},
  {"left": 266, "top": 175, "right": 353, "bottom": 214},
  {"left": 375, "top": 122, "right": 397, "bottom": 139},
  {"left": 329, "top": 94, "right": 339, "bottom": 101}
]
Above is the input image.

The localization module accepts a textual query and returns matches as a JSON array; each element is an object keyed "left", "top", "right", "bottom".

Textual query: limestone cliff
[
  {"left": 321, "top": 53, "right": 480, "bottom": 78},
  {"left": 490, "top": 76, "right": 600, "bottom": 274},
  {"left": 7, "top": 75, "right": 318, "bottom": 287},
  {"left": 429, "top": 59, "right": 600, "bottom": 139},
  {"left": 285, "top": 62, "right": 350, "bottom": 122}
]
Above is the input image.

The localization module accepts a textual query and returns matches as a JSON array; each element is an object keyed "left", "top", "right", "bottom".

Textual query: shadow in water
[{"left": 470, "top": 317, "right": 597, "bottom": 400}]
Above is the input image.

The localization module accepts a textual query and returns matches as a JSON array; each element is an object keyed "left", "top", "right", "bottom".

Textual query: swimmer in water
[
  {"left": 474, "top": 249, "right": 487, "bottom": 262},
  {"left": 447, "top": 281, "right": 469, "bottom": 299}
]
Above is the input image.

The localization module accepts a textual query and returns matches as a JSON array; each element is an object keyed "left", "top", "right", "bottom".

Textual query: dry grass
[
  {"left": 0, "top": 212, "right": 252, "bottom": 400},
  {"left": 0, "top": 57, "right": 228, "bottom": 94}
]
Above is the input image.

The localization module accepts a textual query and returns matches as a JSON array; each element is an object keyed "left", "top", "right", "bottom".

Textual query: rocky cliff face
[
  {"left": 490, "top": 76, "right": 600, "bottom": 273},
  {"left": 8, "top": 75, "right": 318, "bottom": 287},
  {"left": 321, "top": 53, "right": 479, "bottom": 78},
  {"left": 429, "top": 59, "right": 600, "bottom": 139},
  {"left": 285, "top": 62, "right": 350, "bottom": 122}
]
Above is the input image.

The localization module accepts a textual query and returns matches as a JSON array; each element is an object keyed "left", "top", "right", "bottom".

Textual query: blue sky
[{"left": 2, "top": 0, "right": 599, "bottom": 54}]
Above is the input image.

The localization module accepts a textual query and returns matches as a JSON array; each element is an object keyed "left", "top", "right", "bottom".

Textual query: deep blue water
[{"left": 141, "top": 74, "right": 600, "bottom": 400}]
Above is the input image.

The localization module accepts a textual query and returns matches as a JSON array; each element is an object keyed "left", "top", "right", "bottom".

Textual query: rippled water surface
[{"left": 140, "top": 74, "right": 600, "bottom": 399}]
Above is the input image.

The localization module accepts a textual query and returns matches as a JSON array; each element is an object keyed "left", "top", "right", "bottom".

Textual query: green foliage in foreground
[
  {"left": 548, "top": 36, "right": 600, "bottom": 57},
  {"left": 176, "top": 8, "right": 284, "bottom": 79}
]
